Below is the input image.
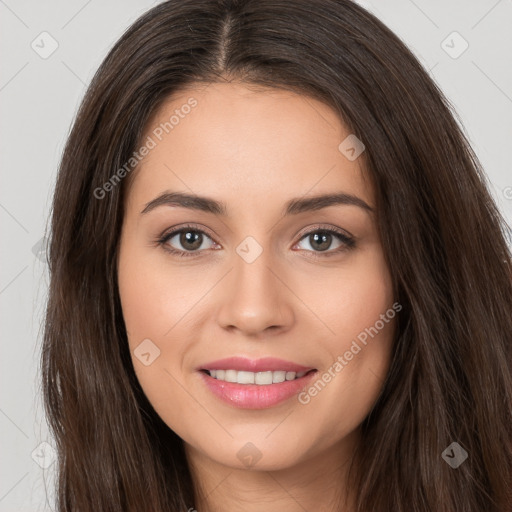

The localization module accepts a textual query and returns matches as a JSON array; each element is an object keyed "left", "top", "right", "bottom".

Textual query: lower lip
[{"left": 199, "top": 370, "right": 317, "bottom": 409}]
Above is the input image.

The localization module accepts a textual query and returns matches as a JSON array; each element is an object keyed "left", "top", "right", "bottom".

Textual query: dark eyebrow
[
  {"left": 285, "top": 193, "right": 373, "bottom": 215},
  {"left": 141, "top": 192, "right": 226, "bottom": 216},
  {"left": 140, "top": 191, "right": 374, "bottom": 216}
]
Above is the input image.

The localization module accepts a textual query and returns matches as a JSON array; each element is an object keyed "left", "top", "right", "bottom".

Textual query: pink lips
[{"left": 197, "top": 356, "right": 317, "bottom": 409}]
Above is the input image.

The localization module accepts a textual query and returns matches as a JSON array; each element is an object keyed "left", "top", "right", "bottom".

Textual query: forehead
[{"left": 126, "top": 82, "right": 374, "bottom": 215}]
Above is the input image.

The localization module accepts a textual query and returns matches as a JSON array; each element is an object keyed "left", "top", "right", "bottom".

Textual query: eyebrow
[{"left": 140, "top": 191, "right": 374, "bottom": 216}]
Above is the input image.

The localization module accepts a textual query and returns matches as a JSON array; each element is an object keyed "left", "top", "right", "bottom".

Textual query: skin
[{"left": 117, "top": 81, "right": 396, "bottom": 512}]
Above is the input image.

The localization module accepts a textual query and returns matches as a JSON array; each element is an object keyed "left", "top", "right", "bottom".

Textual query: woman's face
[{"left": 117, "top": 82, "right": 396, "bottom": 471}]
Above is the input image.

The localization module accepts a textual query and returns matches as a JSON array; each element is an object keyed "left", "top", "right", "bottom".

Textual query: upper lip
[{"left": 198, "top": 357, "right": 316, "bottom": 373}]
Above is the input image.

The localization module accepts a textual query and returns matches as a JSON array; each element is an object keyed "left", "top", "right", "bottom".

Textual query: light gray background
[{"left": 1, "top": 0, "right": 511, "bottom": 510}]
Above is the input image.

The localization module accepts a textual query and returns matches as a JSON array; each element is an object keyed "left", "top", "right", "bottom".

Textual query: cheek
[
  {"left": 300, "top": 244, "right": 394, "bottom": 346},
  {"left": 117, "top": 243, "right": 199, "bottom": 425},
  {"left": 117, "top": 241, "right": 202, "bottom": 346},
  {"left": 117, "top": 240, "right": 182, "bottom": 386},
  {"left": 293, "top": 249, "right": 396, "bottom": 443}
]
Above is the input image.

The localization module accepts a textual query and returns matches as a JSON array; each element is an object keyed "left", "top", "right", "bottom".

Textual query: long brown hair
[{"left": 41, "top": 0, "right": 512, "bottom": 510}]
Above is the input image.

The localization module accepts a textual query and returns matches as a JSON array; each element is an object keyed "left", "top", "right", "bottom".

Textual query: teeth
[
  {"left": 206, "top": 369, "right": 311, "bottom": 384},
  {"left": 272, "top": 371, "right": 286, "bottom": 383},
  {"left": 237, "top": 371, "right": 255, "bottom": 384},
  {"left": 225, "top": 369, "right": 237, "bottom": 383},
  {"left": 255, "top": 371, "right": 273, "bottom": 385}
]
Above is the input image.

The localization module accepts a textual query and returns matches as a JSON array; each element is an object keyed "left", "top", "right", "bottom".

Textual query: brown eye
[
  {"left": 158, "top": 225, "right": 218, "bottom": 257},
  {"left": 295, "top": 227, "right": 355, "bottom": 255}
]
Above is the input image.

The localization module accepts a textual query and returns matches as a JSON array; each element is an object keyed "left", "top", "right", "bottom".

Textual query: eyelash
[{"left": 156, "top": 223, "right": 356, "bottom": 259}]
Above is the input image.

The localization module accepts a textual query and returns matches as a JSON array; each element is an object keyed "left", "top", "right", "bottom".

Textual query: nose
[{"left": 215, "top": 247, "right": 295, "bottom": 337}]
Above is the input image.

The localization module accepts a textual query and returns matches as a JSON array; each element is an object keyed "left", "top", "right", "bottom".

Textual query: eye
[
  {"left": 157, "top": 224, "right": 218, "bottom": 258},
  {"left": 293, "top": 225, "right": 356, "bottom": 257}
]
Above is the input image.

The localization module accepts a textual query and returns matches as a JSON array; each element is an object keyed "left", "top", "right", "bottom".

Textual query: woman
[{"left": 41, "top": 0, "right": 512, "bottom": 510}]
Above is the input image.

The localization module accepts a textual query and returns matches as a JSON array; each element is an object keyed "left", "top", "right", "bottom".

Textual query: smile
[
  {"left": 203, "top": 369, "right": 313, "bottom": 384},
  {"left": 197, "top": 358, "right": 318, "bottom": 409}
]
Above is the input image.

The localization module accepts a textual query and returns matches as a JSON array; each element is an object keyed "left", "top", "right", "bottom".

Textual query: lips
[{"left": 197, "top": 357, "right": 318, "bottom": 409}]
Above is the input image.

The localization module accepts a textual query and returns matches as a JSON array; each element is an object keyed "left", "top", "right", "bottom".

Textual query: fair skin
[{"left": 117, "top": 81, "right": 396, "bottom": 512}]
